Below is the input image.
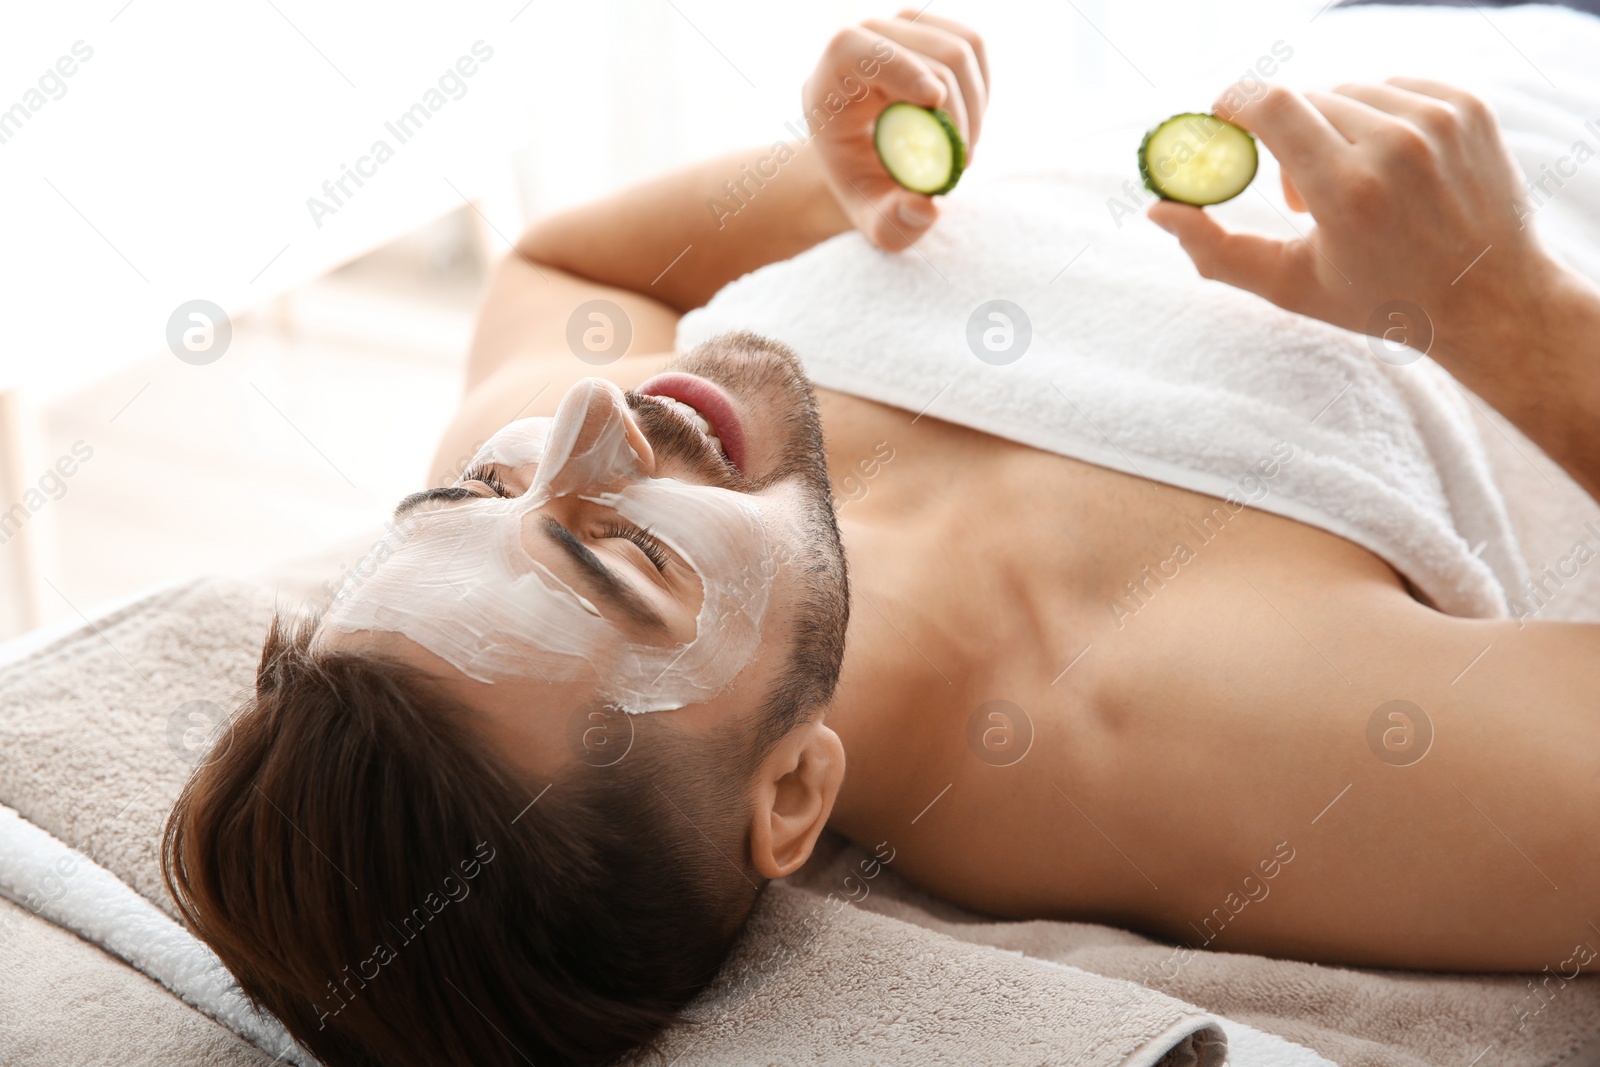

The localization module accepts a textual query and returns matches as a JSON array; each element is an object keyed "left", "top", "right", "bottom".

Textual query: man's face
[{"left": 316, "top": 335, "right": 847, "bottom": 774}]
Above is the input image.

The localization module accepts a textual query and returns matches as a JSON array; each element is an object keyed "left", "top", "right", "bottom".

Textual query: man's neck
[{"left": 819, "top": 512, "right": 999, "bottom": 835}]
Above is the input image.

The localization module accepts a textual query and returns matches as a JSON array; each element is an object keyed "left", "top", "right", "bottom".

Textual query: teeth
[{"left": 650, "top": 395, "right": 725, "bottom": 456}]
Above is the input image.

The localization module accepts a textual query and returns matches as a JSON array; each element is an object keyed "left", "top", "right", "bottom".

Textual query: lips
[{"left": 634, "top": 372, "right": 748, "bottom": 476}]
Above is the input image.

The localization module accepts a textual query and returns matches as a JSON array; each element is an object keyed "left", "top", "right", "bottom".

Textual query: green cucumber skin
[
  {"left": 925, "top": 107, "right": 965, "bottom": 196},
  {"left": 875, "top": 104, "right": 966, "bottom": 197},
  {"left": 1137, "top": 112, "right": 1258, "bottom": 207}
]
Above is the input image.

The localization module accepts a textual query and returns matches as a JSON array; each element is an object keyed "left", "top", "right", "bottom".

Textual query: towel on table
[
  {"left": 0, "top": 803, "right": 312, "bottom": 1066},
  {"left": 0, "top": 890, "right": 271, "bottom": 1067},
  {"left": 3, "top": 575, "right": 1598, "bottom": 1067},
  {"left": 0, "top": 578, "right": 1238, "bottom": 1067}
]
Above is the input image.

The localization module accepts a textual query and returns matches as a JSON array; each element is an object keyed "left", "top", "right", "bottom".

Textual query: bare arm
[
  {"left": 1465, "top": 263, "right": 1600, "bottom": 500},
  {"left": 1150, "top": 78, "right": 1600, "bottom": 502},
  {"left": 457, "top": 145, "right": 853, "bottom": 398},
  {"left": 515, "top": 142, "right": 852, "bottom": 318},
  {"left": 513, "top": 10, "right": 990, "bottom": 317},
  {"left": 440, "top": 12, "right": 991, "bottom": 475},
  {"left": 462, "top": 10, "right": 989, "bottom": 394},
  {"left": 1140, "top": 80, "right": 1600, "bottom": 968}
]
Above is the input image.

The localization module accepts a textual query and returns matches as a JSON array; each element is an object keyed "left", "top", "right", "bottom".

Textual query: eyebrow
[
  {"left": 391, "top": 488, "right": 669, "bottom": 633},
  {"left": 394, "top": 485, "right": 476, "bottom": 521}
]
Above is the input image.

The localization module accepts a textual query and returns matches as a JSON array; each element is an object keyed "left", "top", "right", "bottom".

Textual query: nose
[
  {"left": 532, "top": 378, "right": 656, "bottom": 499},
  {"left": 610, "top": 385, "right": 656, "bottom": 475},
  {"left": 585, "top": 377, "right": 655, "bottom": 475}
]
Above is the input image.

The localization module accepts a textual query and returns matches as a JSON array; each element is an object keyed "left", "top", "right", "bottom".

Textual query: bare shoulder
[
  {"left": 892, "top": 490, "right": 1600, "bottom": 970},
  {"left": 1092, "top": 520, "right": 1600, "bottom": 969}
]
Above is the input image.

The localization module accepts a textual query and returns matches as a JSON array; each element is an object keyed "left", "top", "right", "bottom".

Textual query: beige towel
[
  {"left": 0, "top": 894, "right": 270, "bottom": 1067},
  {"left": 620, "top": 881, "right": 1226, "bottom": 1067},
  {"left": 5, "top": 574, "right": 1599, "bottom": 1065},
  {"left": 0, "top": 578, "right": 1226, "bottom": 1066},
  {"left": 785, "top": 831, "right": 1600, "bottom": 1067}
]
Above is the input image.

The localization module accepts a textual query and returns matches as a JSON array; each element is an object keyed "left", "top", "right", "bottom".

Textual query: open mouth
[
  {"left": 651, "top": 394, "right": 728, "bottom": 460},
  {"left": 634, "top": 372, "right": 748, "bottom": 475}
]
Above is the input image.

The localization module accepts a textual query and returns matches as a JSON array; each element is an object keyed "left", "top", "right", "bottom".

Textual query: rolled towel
[{"left": 0, "top": 801, "right": 317, "bottom": 1067}]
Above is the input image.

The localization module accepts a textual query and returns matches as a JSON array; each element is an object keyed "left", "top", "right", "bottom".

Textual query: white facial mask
[{"left": 319, "top": 378, "right": 771, "bottom": 713}]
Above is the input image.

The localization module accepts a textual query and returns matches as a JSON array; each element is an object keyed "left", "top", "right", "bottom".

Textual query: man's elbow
[{"left": 512, "top": 218, "right": 563, "bottom": 274}]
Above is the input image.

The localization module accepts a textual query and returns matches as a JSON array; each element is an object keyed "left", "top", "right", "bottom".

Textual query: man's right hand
[
  {"left": 1150, "top": 78, "right": 1600, "bottom": 504},
  {"left": 1149, "top": 78, "right": 1559, "bottom": 366}
]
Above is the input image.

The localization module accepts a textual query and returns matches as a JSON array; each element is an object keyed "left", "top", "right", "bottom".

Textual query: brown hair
[{"left": 163, "top": 610, "right": 786, "bottom": 1066}]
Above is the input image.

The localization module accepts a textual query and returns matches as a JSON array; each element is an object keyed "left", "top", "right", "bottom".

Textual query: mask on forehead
[{"left": 320, "top": 378, "right": 772, "bottom": 714}]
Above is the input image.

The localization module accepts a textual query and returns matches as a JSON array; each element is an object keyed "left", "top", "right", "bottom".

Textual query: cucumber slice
[
  {"left": 874, "top": 103, "right": 965, "bottom": 196},
  {"left": 1139, "top": 113, "right": 1258, "bottom": 206}
]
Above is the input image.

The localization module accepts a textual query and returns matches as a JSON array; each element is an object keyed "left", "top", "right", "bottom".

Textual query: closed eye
[
  {"left": 391, "top": 463, "right": 675, "bottom": 632},
  {"left": 462, "top": 464, "right": 670, "bottom": 575},
  {"left": 461, "top": 465, "right": 669, "bottom": 574},
  {"left": 393, "top": 463, "right": 511, "bottom": 519},
  {"left": 599, "top": 522, "right": 671, "bottom": 573},
  {"left": 460, "top": 463, "right": 510, "bottom": 497},
  {"left": 539, "top": 517, "right": 670, "bottom": 632}
]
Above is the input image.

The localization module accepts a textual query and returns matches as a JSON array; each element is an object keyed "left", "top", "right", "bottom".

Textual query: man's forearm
[
  {"left": 517, "top": 141, "right": 852, "bottom": 314},
  {"left": 1441, "top": 261, "right": 1600, "bottom": 502}
]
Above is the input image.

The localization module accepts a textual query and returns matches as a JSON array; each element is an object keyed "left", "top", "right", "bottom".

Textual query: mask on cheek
[{"left": 320, "top": 378, "right": 772, "bottom": 713}]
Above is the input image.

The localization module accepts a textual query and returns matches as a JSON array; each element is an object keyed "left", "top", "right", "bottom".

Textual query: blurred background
[{"left": 0, "top": 0, "right": 1555, "bottom": 636}]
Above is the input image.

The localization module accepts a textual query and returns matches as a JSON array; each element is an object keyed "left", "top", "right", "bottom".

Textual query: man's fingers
[
  {"left": 1301, "top": 89, "right": 1400, "bottom": 144},
  {"left": 858, "top": 188, "right": 939, "bottom": 251},
  {"left": 1331, "top": 82, "right": 1455, "bottom": 140},
  {"left": 862, "top": 17, "right": 985, "bottom": 149},
  {"left": 1213, "top": 84, "right": 1348, "bottom": 199},
  {"left": 1384, "top": 76, "right": 1495, "bottom": 127},
  {"left": 832, "top": 25, "right": 945, "bottom": 110},
  {"left": 1147, "top": 200, "right": 1314, "bottom": 309},
  {"left": 1281, "top": 169, "right": 1307, "bottom": 213},
  {"left": 914, "top": 54, "right": 970, "bottom": 149},
  {"left": 896, "top": 9, "right": 990, "bottom": 89}
]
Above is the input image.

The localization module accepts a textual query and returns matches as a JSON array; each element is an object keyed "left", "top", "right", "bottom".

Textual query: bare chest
[{"left": 815, "top": 388, "right": 1416, "bottom": 925}]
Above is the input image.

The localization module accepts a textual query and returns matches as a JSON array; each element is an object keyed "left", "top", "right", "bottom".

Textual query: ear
[{"left": 747, "top": 720, "right": 846, "bottom": 880}]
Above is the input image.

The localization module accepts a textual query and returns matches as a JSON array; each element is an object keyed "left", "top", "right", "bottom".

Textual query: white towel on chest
[{"left": 678, "top": 171, "right": 1528, "bottom": 617}]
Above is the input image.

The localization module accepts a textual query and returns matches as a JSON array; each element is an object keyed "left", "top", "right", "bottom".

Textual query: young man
[{"left": 165, "top": 11, "right": 1600, "bottom": 1067}]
